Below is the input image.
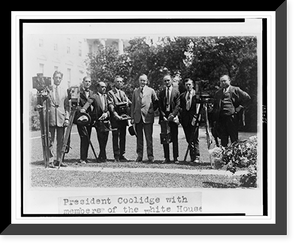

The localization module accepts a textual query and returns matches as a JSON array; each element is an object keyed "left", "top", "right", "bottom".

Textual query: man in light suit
[
  {"left": 48, "top": 70, "right": 70, "bottom": 168},
  {"left": 131, "top": 74, "right": 158, "bottom": 162},
  {"left": 81, "top": 81, "right": 110, "bottom": 162},
  {"left": 179, "top": 78, "right": 200, "bottom": 164},
  {"left": 158, "top": 74, "right": 180, "bottom": 164}
]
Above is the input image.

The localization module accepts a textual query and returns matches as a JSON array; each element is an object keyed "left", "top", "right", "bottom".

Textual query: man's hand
[
  {"left": 98, "top": 113, "right": 108, "bottom": 121},
  {"left": 64, "top": 119, "right": 70, "bottom": 127},
  {"left": 235, "top": 106, "right": 243, "bottom": 113},
  {"left": 80, "top": 108, "right": 86, "bottom": 113},
  {"left": 167, "top": 114, "right": 174, "bottom": 122}
]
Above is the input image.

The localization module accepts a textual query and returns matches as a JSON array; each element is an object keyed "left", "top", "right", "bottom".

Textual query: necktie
[
  {"left": 186, "top": 91, "right": 191, "bottom": 111},
  {"left": 140, "top": 88, "right": 143, "bottom": 99},
  {"left": 55, "top": 86, "right": 60, "bottom": 105},
  {"left": 166, "top": 87, "right": 170, "bottom": 111},
  {"left": 166, "top": 87, "right": 170, "bottom": 105}
]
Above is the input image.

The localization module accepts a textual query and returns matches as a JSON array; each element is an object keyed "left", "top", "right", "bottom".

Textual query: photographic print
[{"left": 7, "top": 7, "right": 287, "bottom": 235}]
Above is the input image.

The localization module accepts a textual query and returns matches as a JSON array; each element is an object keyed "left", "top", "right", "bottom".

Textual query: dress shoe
[
  {"left": 54, "top": 161, "right": 67, "bottom": 167},
  {"left": 48, "top": 163, "right": 55, "bottom": 168},
  {"left": 119, "top": 156, "right": 128, "bottom": 162},
  {"left": 148, "top": 157, "right": 154, "bottom": 163},
  {"left": 162, "top": 159, "right": 171, "bottom": 164},
  {"left": 79, "top": 159, "right": 87, "bottom": 164},
  {"left": 174, "top": 159, "right": 179, "bottom": 164},
  {"left": 193, "top": 159, "right": 200, "bottom": 164},
  {"left": 114, "top": 157, "right": 120, "bottom": 162},
  {"left": 136, "top": 157, "right": 143, "bottom": 162}
]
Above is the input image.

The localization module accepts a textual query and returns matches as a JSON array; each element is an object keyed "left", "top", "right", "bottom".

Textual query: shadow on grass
[{"left": 202, "top": 181, "right": 239, "bottom": 188}]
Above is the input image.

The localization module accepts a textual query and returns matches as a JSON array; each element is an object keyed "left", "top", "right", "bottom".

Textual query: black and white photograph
[{"left": 8, "top": 8, "right": 288, "bottom": 236}]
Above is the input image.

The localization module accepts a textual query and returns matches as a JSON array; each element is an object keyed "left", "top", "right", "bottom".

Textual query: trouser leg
[
  {"left": 144, "top": 122, "right": 154, "bottom": 160},
  {"left": 77, "top": 124, "right": 91, "bottom": 161},
  {"left": 169, "top": 121, "right": 179, "bottom": 159},
  {"left": 135, "top": 121, "right": 144, "bottom": 159},
  {"left": 96, "top": 128, "right": 109, "bottom": 160},
  {"left": 112, "top": 129, "right": 120, "bottom": 159},
  {"left": 119, "top": 124, "right": 127, "bottom": 157},
  {"left": 56, "top": 126, "right": 65, "bottom": 162}
]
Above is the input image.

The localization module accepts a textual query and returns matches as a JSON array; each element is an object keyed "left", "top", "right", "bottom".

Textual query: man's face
[
  {"left": 185, "top": 80, "right": 193, "bottom": 92},
  {"left": 83, "top": 77, "right": 91, "bottom": 90},
  {"left": 139, "top": 75, "right": 147, "bottom": 88},
  {"left": 115, "top": 77, "right": 124, "bottom": 89},
  {"left": 163, "top": 75, "right": 172, "bottom": 88},
  {"left": 97, "top": 82, "right": 106, "bottom": 94},
  {"left": 53, "top": 73, "right": 62, "bottom": 86},
  {"left": 220, "top": 76, "right": 231, "bottom": 88}
]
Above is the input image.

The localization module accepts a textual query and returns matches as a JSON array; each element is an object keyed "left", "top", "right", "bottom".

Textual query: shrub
[{"left": 209, "top": 136, "right": 258, "bottom": 187}]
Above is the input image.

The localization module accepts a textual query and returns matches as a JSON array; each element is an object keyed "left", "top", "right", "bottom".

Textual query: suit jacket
[
  {"left": 131, "top": 85, "right": 158, "bottom": 124},
  {"left": 107, "top": 89, "right": 130, "bottom": 128},
  {"left": 83, "top": 92, "right": 110, "bottom": 122},
  {"left": 213, "top": 85, "right": 251, "bottom": 121},
  {"left": 158, "top": 86, "right": 180, "bottom": 124},
  {"left": 179, "top": 90, "right": 198, "bottom": 128},
  {"left": 74, "top": 87, "right": 93, "bottom": 124},
  {"left": 48, "top": 84, "right": 70, "bottom": 127}
]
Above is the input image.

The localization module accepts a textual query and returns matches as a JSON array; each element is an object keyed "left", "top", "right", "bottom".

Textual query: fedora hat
[
  {"left": 76, "top": 112, "right": 91, "bottom": 126},
  {"left": 128, "top": 123, "right": 137, "bottom": 136}
]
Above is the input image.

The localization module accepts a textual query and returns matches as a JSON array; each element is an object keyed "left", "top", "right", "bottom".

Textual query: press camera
[
  {"left": 115, "top": 102, "right": 131, "bottom": 120},
  {"left": 32, "top": 73, "right": 51, "bottom": 91},
  {"left": 69, "top": 86, "right": 80, "bottom": 107},
  {"left": 194, "top": 80, "right": 214, "bottom": 103}
]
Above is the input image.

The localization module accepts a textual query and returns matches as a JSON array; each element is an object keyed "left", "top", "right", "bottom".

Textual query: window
[
  {"left": 39, "top": 39, "right": 43, "bottom": 48},
  {"left": 67, "top": 38, "right": 71, "bottom": 54},
  {"left": 67, "top": 68, "right": 71, "bottom": 87},
  {"left": 78, "top": 41, "right": 82, "bottom": 56},
  {"left": 39, "top": 63, "right": 44, "bottom": 74}
]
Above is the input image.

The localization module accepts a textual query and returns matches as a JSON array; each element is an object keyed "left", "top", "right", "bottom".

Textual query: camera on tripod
[
  {"left": 32, "top": 73, "right": 51, "bottom": 92},
  {"left": 69, "top": 86, "right": 80, "bottom": 107},
  {"left": 194, "top": 80, "right": 213, "bottom": 104}
]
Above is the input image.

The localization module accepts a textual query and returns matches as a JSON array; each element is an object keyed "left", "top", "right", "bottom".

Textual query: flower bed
[{"left": 209, "top": 136, "right": 258, "bottom": 187}]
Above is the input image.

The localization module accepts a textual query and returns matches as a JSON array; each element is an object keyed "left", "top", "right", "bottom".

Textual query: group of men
[{"left": 45, "top": 70, "right": 251, "bottom": 168}]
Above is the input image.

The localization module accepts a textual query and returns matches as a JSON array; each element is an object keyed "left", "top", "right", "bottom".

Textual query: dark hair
[
  {"left": 53, "top": 70, "right": 63, "bottom": 79},
  {"left": 184, "top": 78, "right": 193, "bottom": 84}
]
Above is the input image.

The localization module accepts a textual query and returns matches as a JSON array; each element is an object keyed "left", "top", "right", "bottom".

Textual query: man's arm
[{"left": 130, "top": 90, "right": 136, "bottom": 122}]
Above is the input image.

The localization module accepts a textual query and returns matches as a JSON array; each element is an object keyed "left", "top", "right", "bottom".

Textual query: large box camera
[
  {"left": 194, "top": 80, "right": 213, "bottom": 103},
  {"left": 32, "top": 73, "right": 51, "bottom": 91},
  {"left": 115, "top": 102, "right": 131, "bottom": 120},
  {"left": 69, "top": 86, "right": 80, "bottom": 107}
]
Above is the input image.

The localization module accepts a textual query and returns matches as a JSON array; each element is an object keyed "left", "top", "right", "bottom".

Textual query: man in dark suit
[
  {"left": 74, "top": 76, "right": 93, "bottom": 164},
  {"left": 213, "top": 75, "right": 251, "bottom": 147},
  {"left": 131, "top": 74, "right": 158, "bottom": 162},
  {"left": 179, "top": 78, "right": 200, "bottom": 164},
  {"left": 81, "top": 81, "right": 110, "bottom": 162},
  {"left": 158, "top": 74, "right": 180, "bottom": 164},
  {"left": 107, "top": 76, "right": 131, "bottom": 162}
]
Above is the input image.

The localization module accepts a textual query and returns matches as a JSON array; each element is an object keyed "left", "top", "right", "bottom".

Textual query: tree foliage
[{"left": 86, "top": 36, "right": 258, "bottom": 131}]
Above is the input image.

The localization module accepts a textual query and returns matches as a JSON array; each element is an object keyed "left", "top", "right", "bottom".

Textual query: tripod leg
[
  {"left": 58, "top": 108, "right": 76, "bottom": 169},
  {"left": 44, "top": 98, "right": 50, "bottom": 168},
  {"left": 82, "top": 126, "right": 98, "bottom": 161}
]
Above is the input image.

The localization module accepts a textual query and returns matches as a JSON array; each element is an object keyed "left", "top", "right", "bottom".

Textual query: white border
[{"left": 11, "top": 11, "right": 276, "bottom": 225}]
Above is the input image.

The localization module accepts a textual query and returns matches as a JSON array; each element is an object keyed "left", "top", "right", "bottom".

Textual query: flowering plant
[{"left": 209, "top": 136, "right": 258, "bottom": 187}]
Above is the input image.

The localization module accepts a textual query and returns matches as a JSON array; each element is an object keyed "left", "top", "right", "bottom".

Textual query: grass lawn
[{"left": 30, "top": 120, "right": 257, "bottom": 188}]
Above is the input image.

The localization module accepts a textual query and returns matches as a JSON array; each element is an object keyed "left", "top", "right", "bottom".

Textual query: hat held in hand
[{"left": 76, "top": 112, "right": 91, "bottom": 126}]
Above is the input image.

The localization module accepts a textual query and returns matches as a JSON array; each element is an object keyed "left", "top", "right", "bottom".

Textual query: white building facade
[{"left": 24, "top": 35, "right": 127, "bottom": 90}]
